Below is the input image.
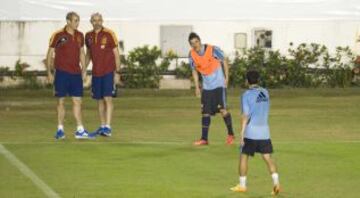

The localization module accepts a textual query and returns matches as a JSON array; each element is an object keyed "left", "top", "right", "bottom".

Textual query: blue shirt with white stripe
[
  {"left": 241, "top": 86, "right": 270, "bottom": 140},
  {"left": 189, "top": 45, "right": 225, "bottom": 90}
]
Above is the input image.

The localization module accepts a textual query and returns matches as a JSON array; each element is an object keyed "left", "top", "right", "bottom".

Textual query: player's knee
[
  {"left": 72, "top": 98, "right": 82, "bottom": 106},
  {"left": 262, "top": 154, "right": 272, "bottom": 162},
  {"left": 57, "top": 98, "right": 65, "bottom": 106},
  {"left": 104, "top": 97, "right": 113, "bottom": 103},
  {"left": 220, "top": 109, "right": 228, "bottom": 116}
]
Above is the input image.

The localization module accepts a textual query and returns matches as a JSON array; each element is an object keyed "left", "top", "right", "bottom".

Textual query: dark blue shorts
[
  {"left": 201, "top": 87, "right": 227, "bottom": 116},
  {"left": 241, "top": 138, "right": 273, "bottom": 156},
  {"left": 54, "top": 69, "right": 83, "bottom": 97},
  {"left": 91, "top": 72, "right": 114, "bottom": 100}
]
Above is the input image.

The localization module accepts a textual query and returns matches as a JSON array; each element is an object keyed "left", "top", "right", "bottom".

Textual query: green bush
[
  {"left": 14, "top": 60, "right": 43, "bottom": 89},
  {"left": 229, "top": 43, "right": 357, "bottom": 88},
  {"left": 122, "top": 45, "right": 176, "bottom": 88},
  {"left": 0, "top": 60, "right": 43, "bottom": 89},
  {"left": 174, "top": 61, "right": 192, "bottom": 79},
  {"left": 0, "top": 66, "right": 12, "bottom": 82},
  {"left": 230, "top": 47, "right": 287, "bottom": 88},
  {"left": 323, "top": 47, "right": 354, "bottom": 88}
]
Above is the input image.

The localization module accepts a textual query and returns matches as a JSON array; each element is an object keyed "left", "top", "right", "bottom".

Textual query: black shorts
[
  {"left": 241, "top": 138, "right": 273, "bottom": 156},
  {"left": 201, "top": 87, "right": 227, "bottom": 115}
]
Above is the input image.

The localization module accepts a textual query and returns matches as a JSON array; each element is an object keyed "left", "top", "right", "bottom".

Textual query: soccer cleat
[
  {"left": 230, "top": 184, "right": 247, "bottom": 193},
  {"left": 99, "top": 127, "right": 112, "bottom": 137},
  {"left": 193, "top": 139, "right": 209, "bottom": 146},
  {"left": 54, "top": 129, "right": 65, "bottom": 140},
  {"left": 75, "top": 130, "right": 93, "bottom": 139},
  {"left": 271, "top": 185, "right": 281, "bottom": 196},
  {"left": 93, "top": 127, "right": 104, "bottom": 135},
  {"left": 226, "top": 135, "right": 235, "bottom": 145}
]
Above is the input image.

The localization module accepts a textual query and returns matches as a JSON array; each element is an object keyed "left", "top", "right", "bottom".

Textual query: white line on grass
[{"left": 0, "top": 144, "right": 61, "bottom": 198}]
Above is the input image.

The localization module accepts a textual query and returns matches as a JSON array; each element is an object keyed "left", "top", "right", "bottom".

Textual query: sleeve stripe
[
  {"left": 104, "top": 28, "right": 118, "bottom": 46},
  {"left": 213, "top": 46, "right": 225, "bottom": 60},
  {"left": 49, "top": 29, "right": 62, "bottom": 47}
]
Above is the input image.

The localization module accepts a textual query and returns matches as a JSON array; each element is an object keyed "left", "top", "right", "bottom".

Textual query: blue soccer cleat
[
  {"left": 93, "top": 127, "right": 105, "bottom": 135},
  {"left": 55, "top": 129, "right": 65, "bottom": 140},
  {"left": 100, "top": 127, "right": 112, "bottom": 137},
  {"left": 75, "top": 130, "right": 94, "bottom": 139}
]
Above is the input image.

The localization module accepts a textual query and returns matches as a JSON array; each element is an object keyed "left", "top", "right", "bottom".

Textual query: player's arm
[
  {"left": 240, "top": 114, "right": 249, "bottom": 146},
  {"left": 223, "top": 58, "right": 229, "bottom": 88},
  {"left": 46, "top": 47, "right": 55, "bottom": 84},
  {"left": 84, "top": 33, "right": 91, "bottom": 68},
  {"left": 214, "top": 46, "right": 229, "bottom": 87},
  {"left": 189, "top": 55, "right": 200, "bottom": 98},
  {"left": 80, "top": 47, "right": 87, "bottom": 79},
  {"left": 113, "top": 47, "right": 121, "bottom": 85},
  {"left": 85, "top": 49, "right": 91, "bottom": 67},
  {"left": 240, "top": 95, "right": 250, "bottom": 146},
  {"left": 192, "top": 69, "right": 201, "bottom": 98}
]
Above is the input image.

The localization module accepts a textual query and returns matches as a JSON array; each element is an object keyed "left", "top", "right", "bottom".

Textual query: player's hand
[
  {"left": 240, "top": 137, "right": 245, "bottom": 147},
  {"left": 47, "top": 73, "right": 54, "bottom": 84},
  {"left": 82, "top": 71, "right": 87, "bottom": 81},
  {"left": 195, "top": 87, "right": 201, "bottom": 98},
  {"left": 224, "top": 78, "right": 229, "bottom": 88},
  {"left": 114, "top": 72, "right": 121, "bottom": 85}
]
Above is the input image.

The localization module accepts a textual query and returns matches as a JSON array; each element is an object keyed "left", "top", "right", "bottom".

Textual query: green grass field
[{"left": 0, "top": 88, "right": 360, "bottom": 198}]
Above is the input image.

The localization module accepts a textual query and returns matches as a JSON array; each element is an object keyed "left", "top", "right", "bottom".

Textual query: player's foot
[
  {"left": 100, "top": 127, "right": 112, "bottom": 137},
  {"left": 193, "top": 139, "right": 208, "bottom": 146},
  {"left": 271, "top": 184, "right": 281, "bottom": 196},
  {"left": 54, "top": 129, "right": 65, "bottom": 140},
  {"left": 93, "top": 127, "right": 104, "bottom": 136},
  {"left": 230, "top": 184, "right": 247, "bottom": 193},
  {"left": 75, "top": 130, "right": 93, "bottom": 139},
  {"left": 226, "top": 135, "right": 235, "bottom": 145}
]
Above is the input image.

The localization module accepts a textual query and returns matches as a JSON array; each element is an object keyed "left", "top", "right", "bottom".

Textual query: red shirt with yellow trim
[
  {"left": 49, "top": 27, "right": 84, "bottom": 74},
  {"left": 85, "top": 27, "right": 118, "bottom": 77}
]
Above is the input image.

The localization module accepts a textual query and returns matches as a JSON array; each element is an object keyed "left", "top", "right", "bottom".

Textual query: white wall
[{"left": 1, "top": 20, "right": 360, "bottom": 70}]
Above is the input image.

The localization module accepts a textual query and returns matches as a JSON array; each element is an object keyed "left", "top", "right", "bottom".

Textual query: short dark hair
[
  {"left": 66, "top": 11, "right": 79, "bottom": 21},
  {"left": 188, "top": 32, "right": 201, "bottom": 43},
  {"left": 246, "top": 70, "right": 260, "bottom": 85}
]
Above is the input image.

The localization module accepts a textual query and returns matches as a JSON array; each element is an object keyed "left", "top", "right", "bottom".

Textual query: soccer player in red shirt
[
  {"left": 46, "top": 12, "right": 92, "bottom": 139},
  {"left": 85, "top": 13, "right": 121, "bottom": 137}
]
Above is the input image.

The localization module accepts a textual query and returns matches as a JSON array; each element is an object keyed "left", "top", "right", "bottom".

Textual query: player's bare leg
[
  {"left": 231, "top": 154, "right": 248, "bottom": 192},
  {"left": 97, "top": 99, "right": 106, "bottom": 126},
  {"left": 72, "top": 97, "right": 86, "bottom": 132},
  {"left": 262, "top": 154, "right": 280, "bottom": 195},
  {"left": 54, "top": 97, "right": 66, "bottom": 139},
  {"left": 95, "top": 96, "right": 113, "bottom": 137},
  {"left": 57, "top": 98, "right": 65, "bottom": 127},
  {"left": 104, "top": 96, "right": 113, "bottom": 127},
  {"left": 240, "top": 154, "right": 249, "bottom": 177}
]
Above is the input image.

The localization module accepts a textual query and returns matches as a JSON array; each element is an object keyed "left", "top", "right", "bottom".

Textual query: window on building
[
  {"left": 234, "top": 33, "right": 247, "bottom": 49},
  {"left": 253, "top": 29, "right": 272, "bottom": 48}
]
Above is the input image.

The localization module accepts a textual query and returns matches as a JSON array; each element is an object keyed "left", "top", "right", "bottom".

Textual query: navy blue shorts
[
  {"left": 241, "top": 138, "right": 273, "bottom": 156},
  {"left": 54, "top": 70, "right": 83, "bottom": 97},
  {"left": 91, "top": 72, "right": 114, "bottom": 100},
  {"left": 201, "top": 87, "right": 227, "bottom": 116}
]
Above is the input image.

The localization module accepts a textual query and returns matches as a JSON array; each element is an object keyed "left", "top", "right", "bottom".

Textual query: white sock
[
  {"left": 239, "top": 176, "right": 247, "bottom": 188},
  {"left": 101, "top": 125, "right": 106, "bottom": 128},
  {"left": 77, "top": 125, "right": 85, "bottom": 132},
  {"left": 271, "top": 173, "right": 279, "bottom": 186},
  {"left": 58, "top": 125, "right": 64, "bottom": 130},
  {"left": 105, "top": 124, "right": 111, "bottom": 129}
]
